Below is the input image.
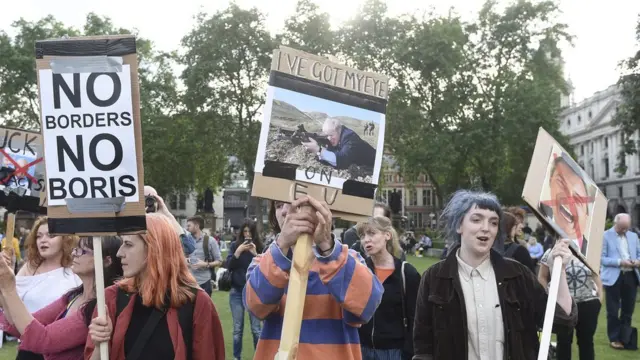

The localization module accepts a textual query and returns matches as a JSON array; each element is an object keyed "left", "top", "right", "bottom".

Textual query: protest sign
[
  {"left": 522, "top": 128, "right": 608, "bottom": 273},
  {"left": 35, "top": 35, "right": 145, "bottom": 236},
  {"left": 253, "top": 46, "right": 388, "bottom": 220}
]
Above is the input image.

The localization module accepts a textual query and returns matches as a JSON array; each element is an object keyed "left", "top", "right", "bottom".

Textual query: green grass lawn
[{"left": 0, "top": 255, "right": 637, "bottom": 359}]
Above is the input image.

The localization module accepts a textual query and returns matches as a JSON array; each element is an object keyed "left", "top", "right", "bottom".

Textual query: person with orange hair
[{"left": 85, "top": 213, "right": 225, "bottom": 360}]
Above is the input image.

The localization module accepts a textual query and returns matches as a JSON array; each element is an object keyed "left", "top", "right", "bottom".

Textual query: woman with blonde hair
[
  {"left": 356, "top": 216, "right": 420, "bottom": 360},
  {"left": 14, "top": 216, "right": 82, "bottom": 360},
  {"left": 86, "top": 213, "right": 225, "bottom": 360}
]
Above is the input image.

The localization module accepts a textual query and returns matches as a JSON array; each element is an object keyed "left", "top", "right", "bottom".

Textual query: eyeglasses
[{"left": 72, "top": 247, "right": 94, "bottom": 257}]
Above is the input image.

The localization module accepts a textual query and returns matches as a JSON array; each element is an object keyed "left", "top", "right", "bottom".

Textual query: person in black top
[
  {"left": 356, "top": 216, "right": 420, "bottom": 360},
  {"left": 225, "top": 220, "right": 263, "bottom": 360},
  {"left": 502, "top": 212, "right": 536, "bottom": 273}
]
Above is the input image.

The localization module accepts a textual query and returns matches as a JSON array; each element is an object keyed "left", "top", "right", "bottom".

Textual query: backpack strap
[
  {"left": 203, "top": 235, "right": 211, "bottom": 262},
  {"left": 116, "top": 287, "right": 130, "bottom": 319},
  {"left": 178, "top": 287, "right": 199, "bottom": 360},
  {"left": 400, "top": 262, "right": 408, "bottom": 332}
]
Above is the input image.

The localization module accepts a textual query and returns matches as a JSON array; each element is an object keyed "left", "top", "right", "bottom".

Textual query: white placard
[{"left": 39, "top": 66, "right": 139, "bottom": 206}]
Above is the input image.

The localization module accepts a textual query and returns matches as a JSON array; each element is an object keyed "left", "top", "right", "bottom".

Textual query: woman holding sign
[
  {"left": 244, "top": 195, "right": 384, "bottom": 360},
  {"left": 11, "top": 217, "right": 82, "bottom": 360},
  {"left": 85, "top": 213, "right": 225, "bottom": 360},
  {"left": 412, "top": 190, "right": 577, "bottom": 360},
  {"left": 0, "top": 236, "right": 122, "bottom": 360}
]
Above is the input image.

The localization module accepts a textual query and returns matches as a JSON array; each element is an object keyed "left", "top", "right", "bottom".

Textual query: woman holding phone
[{"left": 225, "top": 220, "right": 263, "bottom": 360}]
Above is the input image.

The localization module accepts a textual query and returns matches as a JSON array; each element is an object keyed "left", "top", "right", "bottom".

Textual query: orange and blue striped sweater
[{"left": 244, "top": 240, "right": 384, "bottom": 360}]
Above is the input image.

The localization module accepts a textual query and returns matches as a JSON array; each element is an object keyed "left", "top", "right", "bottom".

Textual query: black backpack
[{"left": 115, "top": 287, "right": 197, "bottom": 360}]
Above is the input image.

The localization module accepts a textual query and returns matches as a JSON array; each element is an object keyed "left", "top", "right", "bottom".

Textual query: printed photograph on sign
[
  {"left": 0, "top": 129, "right": 45, "bottom": 198},
  {"left": 255, "top": 86, "right": 385, "bottom": 188},
  {"left": 38, "top": 67, "right": 140, "bottom": 206},
  {"left": 537, "top": 144, "right": 599, "bottom": 256}
]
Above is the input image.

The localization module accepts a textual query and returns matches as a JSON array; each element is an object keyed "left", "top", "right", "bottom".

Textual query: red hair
[{"left": 118, "top": 213, "right": 197, "bottom": 309}]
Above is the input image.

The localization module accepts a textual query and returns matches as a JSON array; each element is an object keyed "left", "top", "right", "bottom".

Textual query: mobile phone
[{"left": 244, "top": 238, "right": 253, "bottom": 245}]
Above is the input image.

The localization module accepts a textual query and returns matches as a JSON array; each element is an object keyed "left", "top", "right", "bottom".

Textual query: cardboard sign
[
  {"left": 35, "top": 35, "right": 146, "bottom": 235},
  {"left": 522, "top": 128, "right": 608, "bottom": 273},
  {"left": 0, "top": 127, "right": 47, "bottom": 212},
  {"left": 252, "top": 46, "right": 388, "bottom": 219}
]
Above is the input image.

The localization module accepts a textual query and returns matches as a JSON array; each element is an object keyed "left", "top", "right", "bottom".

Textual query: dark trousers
[
  {"left": 605, "top": 271, "right": 639, "bottom": 343},
  {"left": 200, "top": 280, "right": 213, "bottom": 297},
  {"left": 555, "top": 299, "right": 601, "bottom": 360}
]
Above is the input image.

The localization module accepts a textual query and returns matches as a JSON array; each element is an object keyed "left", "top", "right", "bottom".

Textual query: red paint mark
[
  {"left": 0, "top": 148, "right": 42, "bottom": 185},
  {"left": 540, "top": 153, "right": 596, "bottom": 248}
]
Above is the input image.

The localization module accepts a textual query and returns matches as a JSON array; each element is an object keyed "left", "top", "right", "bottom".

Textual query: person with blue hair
[{"left": 413, "top": 189, "right": 578, "bottom": 360}]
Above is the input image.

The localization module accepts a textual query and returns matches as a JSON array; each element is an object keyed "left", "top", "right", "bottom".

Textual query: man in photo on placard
[
  {"left": 144, "top": 185, "right": 196, "bottom": 256},
  {"left": 302, "top": 117, "right": 376, "bottom": 170},
  {"left": 538, "top": 152, "right": 591, "bottom": 255}
]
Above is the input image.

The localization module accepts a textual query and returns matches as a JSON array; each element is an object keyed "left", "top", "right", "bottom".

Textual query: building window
[
  {"left": 590, "top": 142, "right": 594, "bottom": 153},
  {"left": 619, "top": 186, "right": 623, "bottom": 198},
  {"left": 179, "top": 194, "right": 187, "bottom": 210},
  {"left": 170, "top": 195, "right": 178, "bottom": 210},
  {"left": 578, "top": 115, "right": 582, "bottom": 122},
  {"left": 588, "top": 110, "right": 592, "bottom": 118},
  {"left": 604, "top": 157, "right": 610, "bottom": 178},
  {"left": 567, "top": 119, "right": 571, "bottom": 127},
  {"left": 636, "top": 185, "right": 640, "bottom": 196},
  {"left": 604, "top": 137, "right": 608, "bottom": 148},
  {"left": 410, "top": 190, "right": 418, "bottom": 206},
  {"left": 580, "top": 145, "right": 584, "bottom": 155}
]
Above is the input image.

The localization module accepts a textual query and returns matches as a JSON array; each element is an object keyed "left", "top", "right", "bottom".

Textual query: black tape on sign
[
  {"left": 343, "top": 180, "right": 376, "bottom": 199},
  {"left": 263, "top": 161, "right": 297, "bottom": 180},
  {"left": 0, "top": 192, "right": 45, "bottom": 214},
  {"left": 47, "top": 216, "right": 147, "bottom": 235},
  {"left": 268, "top": 71, "right": 387, "bottom": 114},
  {"left": 35, "top": 37, "right": 137, "bottom": 59},
  {"left": 261, "top": 161, "right": 376, "bottom": 199}
]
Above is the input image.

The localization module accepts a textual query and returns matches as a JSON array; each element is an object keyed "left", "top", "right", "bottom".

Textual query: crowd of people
[{"left": 0, "top": 186, "right": 637, "bottom": 360}]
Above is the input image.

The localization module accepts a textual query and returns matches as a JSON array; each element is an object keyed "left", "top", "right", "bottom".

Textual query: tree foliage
[
  {"left": 614, "top": 16, "right": 640, "bottom": 175},
  {"left": 0, "top": 0, "right": 577, "bottom": 208}
]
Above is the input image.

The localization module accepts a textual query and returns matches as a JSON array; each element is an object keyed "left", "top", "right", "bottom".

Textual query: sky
[
  {"left": 1, "top": 0, "right": 639, "bottom": 102},
  {"left": 274, "top": 87, "right": 381, "bottom": 123}
]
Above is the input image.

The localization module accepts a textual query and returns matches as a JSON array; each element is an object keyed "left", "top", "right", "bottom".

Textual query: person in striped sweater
[{"left": 244, "top": 195, "right": 384, "bottom": 360}]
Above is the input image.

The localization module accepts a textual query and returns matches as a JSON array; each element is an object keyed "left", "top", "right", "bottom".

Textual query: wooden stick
[
  {"left": 92, "top": 236, "right": 109, "bottom": 360},
  {"left": 3, "top": 213, "right": 15, "bottom": 255},
  {"left": 537, "top": 256, "right": 562, "bottom": 360},
  {"left": 275, "top": 207, "right": 314, "bottom": 360}
]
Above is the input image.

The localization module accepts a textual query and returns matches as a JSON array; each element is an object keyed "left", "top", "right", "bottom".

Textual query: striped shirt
[{"left": 244, "top": 240, "right": 384, "bottom": 360}]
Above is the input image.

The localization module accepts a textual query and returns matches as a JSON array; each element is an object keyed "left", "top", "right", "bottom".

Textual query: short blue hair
[{"left": 440, "top": 190, "right": 505, "bottom": 253}]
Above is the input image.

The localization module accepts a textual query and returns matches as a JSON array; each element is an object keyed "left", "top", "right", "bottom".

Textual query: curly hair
[
  {"left": 236, "top": 219, "right": 264, "bottom": 253},
  {"left": 25, "top": 216, "right": 78, "bottom": 269},
  {"left": 118, "top": 213, "right": 198, "bottom": 309}
]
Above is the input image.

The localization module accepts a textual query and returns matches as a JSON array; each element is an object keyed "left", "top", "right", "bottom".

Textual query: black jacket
[
  {"left": 413, "top": 244, "right": 577, "bottom": 360},
  {"left": 226, "top": 241, "right": 258, "bottom": 290},
  {"left": 359, "top": 257, "right": 421, "bottom": 356}
]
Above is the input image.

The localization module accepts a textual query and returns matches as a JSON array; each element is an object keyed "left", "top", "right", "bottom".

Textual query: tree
[
  {"left": 0, "top": 13, "right": 226, "bottom": 196},
  {"left": 181, "top": 4, "right": 274, "bottom": 228},
  {"left": 0, "top": 16, "right": 79, "bottom": 129},
  {"left": 337, "top": 0, "right": 572, "bottom": 205},
  {"left": 278, "top": 0, "right": 335, "bottom": 55},
  {"left": 614, "top": 16, "right": 640, "bottom": 175}
]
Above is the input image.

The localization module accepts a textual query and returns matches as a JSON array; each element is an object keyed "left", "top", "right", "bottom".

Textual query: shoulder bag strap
[
  {"left": 126, "top": 304, "right": 169, "bottom": 360},
  {"left": 203, "top": 235, "right": 211, "bottom": 262},
  {"left": 400, "top": 261, "right": 408, "bottom": 333},
  {"left": 178, "top": 287, "right": 198, "bottom": 360}
]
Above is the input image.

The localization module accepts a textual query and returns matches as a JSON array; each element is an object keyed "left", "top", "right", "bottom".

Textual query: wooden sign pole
[
  {"left": 275, "top": 207, "right": 314, "bottom": 360},
  {"left": 537, "top": 256, "right": 563, "bottom": 360},
  {"left": 92, "top": 236, "right": 109, "bottom": 360},
  {"left": 2, "top": 213, "right": 16, "bottom": 258}
]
